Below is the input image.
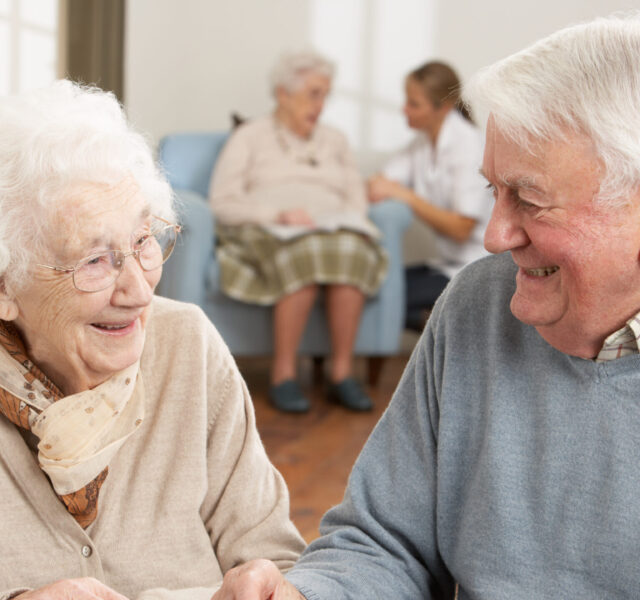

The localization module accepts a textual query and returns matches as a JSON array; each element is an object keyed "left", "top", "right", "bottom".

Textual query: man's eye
[
  {"left": 485, "top": 183, "right": 497, "bottom": 198},
  {"left": 512, "top": 191, "right": 536, "bottom": 209}
]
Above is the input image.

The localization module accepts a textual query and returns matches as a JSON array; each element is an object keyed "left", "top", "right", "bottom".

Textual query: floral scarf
[{"left": 0, "top": 321, "right": 145, "bottom": 528}]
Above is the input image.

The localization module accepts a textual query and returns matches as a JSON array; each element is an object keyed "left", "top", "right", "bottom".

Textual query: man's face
[{"left": 482, "top": 117, "right": 640, "bottom": 357}]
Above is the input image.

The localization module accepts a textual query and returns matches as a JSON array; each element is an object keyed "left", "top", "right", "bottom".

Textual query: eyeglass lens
[{"left": 73, "top": 224, "right": 177, "bottom": 292}]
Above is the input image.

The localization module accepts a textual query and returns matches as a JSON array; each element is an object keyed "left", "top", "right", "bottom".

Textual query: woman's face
[
  {"left": 403, "top": 77, "right": 448, "bottom": 133},
  {"left": 6, "top": 179, "right": 161, "bottom": 395},
  {"left": 276, "top": 71, "right": 331, "bottom": 138}
]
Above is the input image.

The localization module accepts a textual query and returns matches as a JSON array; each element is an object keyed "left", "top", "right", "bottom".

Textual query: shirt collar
[{"left": 595, "top": 312, "right": 640, "bottom": 362}]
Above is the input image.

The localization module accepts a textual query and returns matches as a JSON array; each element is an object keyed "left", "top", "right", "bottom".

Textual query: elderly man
[{"left": 213, "top": 13, "right": 640, "bottom": 599}]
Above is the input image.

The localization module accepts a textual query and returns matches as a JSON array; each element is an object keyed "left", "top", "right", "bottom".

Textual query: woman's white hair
[
  {"left": 463, "top": 12, "right": 640, "bottom": 204},
  {"left": 269, "top": 49, "right": 335, "bottom": 95},
  {"left": 0, "top": 80, "right": 175, "bottom": 288}
]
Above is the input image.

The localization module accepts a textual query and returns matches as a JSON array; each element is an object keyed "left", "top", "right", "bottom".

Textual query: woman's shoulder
[
  {"left": 146, "top": 296, "right": 228, "bottom": 356},
  {"left": 443, "top": 111, "right": 482, "bottom": 142},
  {"left": 315, "top": 121, "right": 350, "bottom": 147},
  {"left": 226, "top": 114, "right": 271, "bottom": 140},
  {"left": 438, "top": 111, "right": 484, "bottom": 157}
]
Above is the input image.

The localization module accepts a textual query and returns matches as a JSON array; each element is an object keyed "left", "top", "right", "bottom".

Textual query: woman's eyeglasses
[{"left": 37, "top": 216, "right": 181, "bottom": 293}]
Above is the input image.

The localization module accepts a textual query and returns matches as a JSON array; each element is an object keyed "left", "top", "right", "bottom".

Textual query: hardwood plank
[{"left": 237, "top": 355, "right": 410, "bottom": 542}]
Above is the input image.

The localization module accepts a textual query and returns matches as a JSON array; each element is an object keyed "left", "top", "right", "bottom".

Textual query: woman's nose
[{"left": 112, "top": 254, "right": 155, "bottom": 305}]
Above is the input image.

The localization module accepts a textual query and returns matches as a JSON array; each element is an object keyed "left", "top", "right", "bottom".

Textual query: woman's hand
[
  {"left": 16, "top": 578, "right": 129, "bottom": 600},
  {"left": 367, "top": 174, "right": 411, "bottom": 203},
  {"left": 277, "top": 209, "right": 315, "bottom": 226},
  {"left": 212, "top": 559, "right": 304, "bottom": 600}
]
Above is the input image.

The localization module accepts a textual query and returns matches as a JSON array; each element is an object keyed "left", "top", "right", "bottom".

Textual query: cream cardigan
[
  {"left": 0, "top": 296, "right": 305, "bottom": 600},
  {"left": 209, "top": 115, "right": 368, "bottom": 226}
]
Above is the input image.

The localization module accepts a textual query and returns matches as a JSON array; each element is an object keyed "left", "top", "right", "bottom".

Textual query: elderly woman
[
  {"left": 209, "top": 51, "right": 388, "bottom": 414},
  {"left": 0, "top": 81, "right": 304, "bottom": 600}
]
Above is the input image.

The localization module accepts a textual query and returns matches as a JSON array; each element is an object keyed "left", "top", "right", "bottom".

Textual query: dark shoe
[
  {"left": 328, "top": 377, "right": 373, "bottom": 411},
  {"left": 269, "top": 380, "right": 310, "bottom": 413}
]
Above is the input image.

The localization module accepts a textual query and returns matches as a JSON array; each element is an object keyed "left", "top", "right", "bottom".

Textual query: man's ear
[{"left": 0, "top": 279, "right": 18, "bottom": 321}]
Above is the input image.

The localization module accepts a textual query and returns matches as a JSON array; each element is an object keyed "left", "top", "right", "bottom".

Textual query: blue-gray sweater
[{"left": 287, "top": 252, "right": 640, "bottom": 599}]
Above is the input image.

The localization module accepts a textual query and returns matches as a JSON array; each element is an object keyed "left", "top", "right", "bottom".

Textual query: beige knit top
[
  {"left": 209, "top": 115, "right": 368, "bottom": 226},
  {"left": 0, "top": 296, "right": 305, "bottom": 600}
]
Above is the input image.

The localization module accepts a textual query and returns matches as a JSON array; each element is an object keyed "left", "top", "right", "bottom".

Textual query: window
[
  {"left": 310, "top": 0, "right": 435, "bottom": 169},
  {"left": 0, "top": 0, "right": 58, "bottom": 95}
]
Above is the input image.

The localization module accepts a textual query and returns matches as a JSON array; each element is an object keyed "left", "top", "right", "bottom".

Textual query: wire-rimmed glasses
[{"left": 37, "top": 216, "right": 181, "bottom": 292}]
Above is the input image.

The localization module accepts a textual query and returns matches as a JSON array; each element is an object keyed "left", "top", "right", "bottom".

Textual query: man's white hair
[
  {"left": 269, "top": 49, "right": 335, "bottom": 96},
  {"left": 463, "top": 12, "right": 640, "bottom": 204},
  {"left": 0, "top": 80, "right": 175, "bottom": 288}
]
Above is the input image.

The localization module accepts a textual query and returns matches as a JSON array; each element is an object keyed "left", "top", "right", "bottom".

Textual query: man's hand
[
  {"left": 212, "top": 559, "right": 305, "bottom": 600},
  {"left": 17, "top": 577, "right": 129, "bottom": 600},
  {"left": 277, "top": 209, "right": 315, "bottom": 226}
]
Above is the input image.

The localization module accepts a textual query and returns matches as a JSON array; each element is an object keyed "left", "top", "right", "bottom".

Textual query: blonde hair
[{"left": 409, "top": 61, "right": 472, "bottom": 122}]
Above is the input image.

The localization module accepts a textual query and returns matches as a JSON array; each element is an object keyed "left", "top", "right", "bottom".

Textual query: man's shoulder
[
  {"left": 447, "top": 253, "right": 516, "bottom": 302},
  {"left": 430, "top": 253, "right": 517, "bottom": 332},
  {"left": 425, "top": 253, "right": 532, "bottom": 365}
]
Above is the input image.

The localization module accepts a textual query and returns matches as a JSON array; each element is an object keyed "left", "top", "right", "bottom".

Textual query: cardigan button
[{"left": 81, "top": 545, "right": 92, "bottom": 558}]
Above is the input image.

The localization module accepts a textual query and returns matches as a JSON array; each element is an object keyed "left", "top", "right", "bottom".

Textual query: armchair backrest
[{"left": 158, "top": 132, "right": 230, "bottom": 197}]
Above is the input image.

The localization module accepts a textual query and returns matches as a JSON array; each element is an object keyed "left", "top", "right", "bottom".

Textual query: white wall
[
  {"left": 436, "top": 0, "right": 640, "bottom": 107},
  {"left": 124, "top": 0, "right": 640, "bottom": 263},
  {"left": 124, "top": 0, "right": 310, "bottom": 143},
  {"left": 125, "top": 0, "right": 639, "bottom": 151}
]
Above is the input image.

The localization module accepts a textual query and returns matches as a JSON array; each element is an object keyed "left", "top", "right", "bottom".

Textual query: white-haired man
[{"left": 213, "top": 13, "right": 640, "bottom": 599}]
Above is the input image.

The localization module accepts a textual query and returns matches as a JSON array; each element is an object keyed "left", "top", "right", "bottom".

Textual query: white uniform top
[{"left": 383, "top": 110, "right": 493, "bottom": 278}]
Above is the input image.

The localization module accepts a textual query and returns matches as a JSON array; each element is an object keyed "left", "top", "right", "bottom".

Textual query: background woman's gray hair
[
  {"left": 0, "top": 79, "right": 175, "bottom": 288},
  {"left": 463, "top": 12, "right": 640, "bottom": 204},
  {"left": 269, "top": 49, "right": 335, "bottom": 96}
]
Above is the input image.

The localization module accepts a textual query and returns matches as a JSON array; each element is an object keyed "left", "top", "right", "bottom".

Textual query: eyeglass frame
[{"left": 36, "top": 215, "right": 182, "bottom": 293}]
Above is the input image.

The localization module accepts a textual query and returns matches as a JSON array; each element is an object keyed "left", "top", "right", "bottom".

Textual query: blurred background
[{"left": 2, "top": 0, "right": 636, "bottom": 265}]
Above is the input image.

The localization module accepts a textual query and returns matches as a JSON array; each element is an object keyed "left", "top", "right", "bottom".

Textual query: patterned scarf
[{"left": 0, "top": 320, "right": 145, "bottom": 528}]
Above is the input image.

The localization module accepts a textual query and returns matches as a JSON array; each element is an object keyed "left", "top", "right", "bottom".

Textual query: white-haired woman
[
  {"left": 209, "top": 50, "right": 388, "bottom": 413},
  {"left": 0, "top": 80, "right": 304, "bottom": 600}
]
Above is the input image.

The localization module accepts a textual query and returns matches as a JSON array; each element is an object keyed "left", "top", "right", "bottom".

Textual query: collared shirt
[
  {"left": 595, "top": 313, "right": 640, "bottom": 362},
  {"left": 382, "top": 110, "right": 493, "bottom": 278}
]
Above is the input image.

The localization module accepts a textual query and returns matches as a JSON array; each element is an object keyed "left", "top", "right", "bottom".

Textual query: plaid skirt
[{"left": 216, "top": 224, "right": 389, "bottom": 305}]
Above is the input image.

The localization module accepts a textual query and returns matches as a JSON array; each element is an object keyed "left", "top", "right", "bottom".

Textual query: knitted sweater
[
  {"left": 209, "top": 115, "right": 367, "bottom": 226},
  {"left": 0, "top": 296, "right": 304, "bottom": 600},
  {"left": 287, "top": 251, "right": 640, "bottom": 599}
]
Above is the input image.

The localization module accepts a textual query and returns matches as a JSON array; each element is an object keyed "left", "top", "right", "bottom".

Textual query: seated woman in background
[
  {"left": 368, "top": 61, "right": 492, "bottom": 331},
  {"left": 0, "top": 80, "right": 304, "bottom": 600},
  {"left": 209, "top": 51, "right": 387, "bottom": 414}
]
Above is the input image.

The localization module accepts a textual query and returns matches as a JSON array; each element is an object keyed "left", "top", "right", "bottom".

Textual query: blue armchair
[{"left": 155, "top": 132, "right": 412, "bottom": 381}]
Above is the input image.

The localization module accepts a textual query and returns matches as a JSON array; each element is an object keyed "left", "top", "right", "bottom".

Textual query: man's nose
[{"left": 484, "top": 194, "right": 529, "bottom": 254}]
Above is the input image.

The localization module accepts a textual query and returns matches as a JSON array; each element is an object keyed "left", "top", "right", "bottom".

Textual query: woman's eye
[{"left": 86, "top": 255, "right": 105, "bottom": 266}]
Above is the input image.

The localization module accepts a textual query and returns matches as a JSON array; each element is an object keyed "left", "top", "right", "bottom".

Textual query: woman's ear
[{"left": 0, "top": 280, "right": 18, "bottom": 321}]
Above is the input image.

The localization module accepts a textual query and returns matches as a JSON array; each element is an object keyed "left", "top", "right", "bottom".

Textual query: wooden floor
[{"left": 237, "top": 354, "right": 411, "bottom": 542}]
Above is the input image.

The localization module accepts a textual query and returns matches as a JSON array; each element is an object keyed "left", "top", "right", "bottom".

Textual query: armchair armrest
[
  {"left": 364, "top": 200, "right": 413, "bottom": 348},
  {"left": 156, "top": 189, "right": 215, "bottom": 306}
]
